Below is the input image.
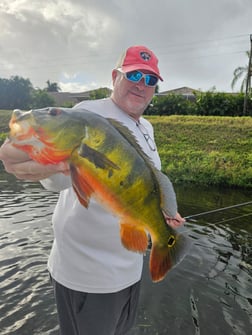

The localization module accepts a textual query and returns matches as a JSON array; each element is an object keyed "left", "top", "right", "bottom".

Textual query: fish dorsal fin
[
  {"left": 106, "top": 118, "right": 154, "bottom": 166},
  {"left": 152, "top": 169, "right": 177, "bottom": 218}
]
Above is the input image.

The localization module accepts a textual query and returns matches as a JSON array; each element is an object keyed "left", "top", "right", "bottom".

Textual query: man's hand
[
  {"left": 0, "top": 139, "right": 69, "bottom": 181},
  {"left": 164, "top": 212, "right": 185, "bottom": 229}
]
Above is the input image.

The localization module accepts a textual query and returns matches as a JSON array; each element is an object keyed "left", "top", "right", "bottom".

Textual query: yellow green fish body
[{"left": 9, "top": 107, "right": 188, "bottom": 282}]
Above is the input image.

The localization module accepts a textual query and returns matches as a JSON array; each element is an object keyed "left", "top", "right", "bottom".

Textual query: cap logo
[{"left": 140, "top": 51, "right": 151, "bottom": 61}]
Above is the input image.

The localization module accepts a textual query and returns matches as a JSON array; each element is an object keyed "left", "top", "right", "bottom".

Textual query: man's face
[{"left": 111, "top": 69, "right": 156, "bottom": 120}]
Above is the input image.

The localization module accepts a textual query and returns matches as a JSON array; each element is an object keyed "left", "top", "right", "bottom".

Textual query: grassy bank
[
  {"left": 148, "top": 115, "right": 252, "bottom": 188},
  {"left": 0, "top": 110, "right": 251, "bottom": 188}
]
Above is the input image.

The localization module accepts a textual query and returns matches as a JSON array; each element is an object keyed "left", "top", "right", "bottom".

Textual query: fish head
[{"left": 9, "top": 107, "right": 86, "bottom": 164}]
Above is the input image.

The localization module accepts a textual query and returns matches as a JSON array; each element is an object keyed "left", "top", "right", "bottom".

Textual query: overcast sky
[{"left": 1, "top": 0, "right": 251, "bottom": 93}]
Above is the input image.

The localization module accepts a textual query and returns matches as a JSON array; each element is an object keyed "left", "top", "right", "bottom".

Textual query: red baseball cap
[{"left": 115, "top": 45, "right": 163, "bottom": 81}]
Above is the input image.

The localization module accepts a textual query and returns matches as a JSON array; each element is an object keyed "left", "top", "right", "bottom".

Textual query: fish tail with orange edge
[{"left": 149, "top": 232, "right": 190, "bottom": 282}]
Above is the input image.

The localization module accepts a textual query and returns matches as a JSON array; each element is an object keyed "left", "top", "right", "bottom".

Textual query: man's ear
[{"left": 112, "top": 69, "right": 118, "bottom": 85}]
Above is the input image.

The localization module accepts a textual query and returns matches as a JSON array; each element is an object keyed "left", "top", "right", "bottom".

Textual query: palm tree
[
  {"left": 45, "top": 80, "right": 61, "bottom": 92},
  {"left": 231, "top": 51, "right": 251, "bottom": 92}
]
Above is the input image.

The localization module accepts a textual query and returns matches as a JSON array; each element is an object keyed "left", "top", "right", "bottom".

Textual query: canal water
[{"left": 0, "top": 169, "right": 252, "bottom": 335}]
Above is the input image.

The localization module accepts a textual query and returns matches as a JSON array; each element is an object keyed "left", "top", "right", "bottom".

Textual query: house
[
  {"left": 48, "top": 87, "right": 112, "bottom": 106},
  {"left": 158, "top": 86, "right": 199, "bottom": 101},
  {"left": 48, "top": 86, "right": 199, "bottom": 106}
]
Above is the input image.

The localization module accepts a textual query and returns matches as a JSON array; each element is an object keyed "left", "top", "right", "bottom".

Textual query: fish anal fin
[
  {"left": 120, "top": 223, "right": 148, "bottom": 253},
  {"left": 70, "top": 164, "right": 93, "bottom": 208}
]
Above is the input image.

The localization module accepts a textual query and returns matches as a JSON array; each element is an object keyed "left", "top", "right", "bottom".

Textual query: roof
[
  {"left": 48, "top": 87, "right": 112, "bottom": 106},
  {"left": 159, "top": 86, "right": 199, "bottom": 95}
]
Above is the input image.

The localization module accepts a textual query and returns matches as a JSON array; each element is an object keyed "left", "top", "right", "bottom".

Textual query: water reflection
[{"left": 0, "top": 169, "right": 252, "bottom": 335}]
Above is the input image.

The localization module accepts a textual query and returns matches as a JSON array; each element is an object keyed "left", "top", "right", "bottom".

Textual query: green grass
[
  {"left": 0, "top": 110, "right": 12, "bottom": 133},
  {"left": 0, "top": 110, "right": 12, "bottom": 142},
  {"left": 148, "top": 115, "right": 252, "bottom": 188},
  {"left": 1, "top": 110, "right": 251, "bottom": 188}
]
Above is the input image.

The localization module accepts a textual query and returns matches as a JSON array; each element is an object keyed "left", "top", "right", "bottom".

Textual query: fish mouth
[
  {"left": 9, "top": 117, "right": 35, "bottom": 143},
  {"left": 9, "top": 110, "right": 34, "bottom": 137},
  {"left": 9, "top": 121, "right": 23, "bottom": 137},
  {"left": 8, "top": 109, "right": 73, "bottom": 164}
]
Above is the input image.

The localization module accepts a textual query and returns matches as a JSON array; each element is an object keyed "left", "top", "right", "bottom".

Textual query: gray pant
[{"left": 50, "top": 276, "right": 141, "bottom": 335}]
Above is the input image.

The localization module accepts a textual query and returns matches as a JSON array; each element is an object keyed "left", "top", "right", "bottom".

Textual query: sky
[{"left": 1, "top": 0, "right": 251, "bottom": 93}]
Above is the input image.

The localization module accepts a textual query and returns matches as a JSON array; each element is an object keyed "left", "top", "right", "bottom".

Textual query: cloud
[{"left": 0, "top": 0, "right": 251, "bottom": 92}]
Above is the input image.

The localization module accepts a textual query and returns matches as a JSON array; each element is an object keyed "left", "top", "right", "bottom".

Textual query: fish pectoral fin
[
  {"left": 79, "top": 143, "right": 120, "bottom": 171},
  {"left": 70, "top": 163, "right": 93, "bottom": 208},
  {"left": 120, "top": 223, "right": 148, "bottom": 253}
]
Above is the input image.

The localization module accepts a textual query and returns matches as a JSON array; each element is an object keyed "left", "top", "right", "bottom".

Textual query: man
[{"left": 0, "top": 45, "right": 185, "bottom": 335}]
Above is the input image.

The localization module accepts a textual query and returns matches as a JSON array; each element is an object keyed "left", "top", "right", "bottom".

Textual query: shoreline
[{"left": 1, "top": 112, "right": 251, "bottom": 188}]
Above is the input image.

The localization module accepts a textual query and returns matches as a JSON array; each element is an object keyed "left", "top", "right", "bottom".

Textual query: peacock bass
[{"left": 9, "top": 107, "right": 188, "bottom": 282}]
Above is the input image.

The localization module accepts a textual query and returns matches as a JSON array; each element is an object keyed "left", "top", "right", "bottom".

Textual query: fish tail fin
[{"left": 150, "top": 233, "right": 190, "bottom": 282}]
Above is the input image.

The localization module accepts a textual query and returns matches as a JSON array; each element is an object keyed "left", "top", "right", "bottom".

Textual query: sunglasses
[{"left": 119, "top": 69, "right": 159, "bottom": 87}]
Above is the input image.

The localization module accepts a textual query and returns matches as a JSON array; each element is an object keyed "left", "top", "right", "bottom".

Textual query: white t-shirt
[{"left": 42, "top": 98, "right": 162, "bottom": 293}]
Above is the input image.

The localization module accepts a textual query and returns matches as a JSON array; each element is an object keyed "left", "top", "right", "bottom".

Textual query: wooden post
[{"left": 243, "top": 34, "right": 252, "bottom": 115}]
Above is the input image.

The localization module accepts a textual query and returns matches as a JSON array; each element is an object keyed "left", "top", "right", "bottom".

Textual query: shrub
[{"left": 145, "top": 92, "right": 252, "bottom": 116}]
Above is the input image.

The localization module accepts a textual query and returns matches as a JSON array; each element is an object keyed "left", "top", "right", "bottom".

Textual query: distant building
[
  {"left": 48, "top": 86, "right": 200, "bottom": 106},
  {"left": 158, "top": 86, "right": 200, "bottom": 101},
  {"left": 48, "top": 87, "right": 112, "bottom": 106}
]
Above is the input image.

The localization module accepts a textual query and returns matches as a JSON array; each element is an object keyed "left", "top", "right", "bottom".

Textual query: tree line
[
  {"left": 0, "top": 76, "right": 59, "bottom": 110},
  {"left": 0, "top": 75, "right": 251, "bottom": 116},
  {"left": 0, "top": 76, "right": 112, "bottom": 110},
  {"left": 145, "top": 91, "right": 252, "bottom": 117}
]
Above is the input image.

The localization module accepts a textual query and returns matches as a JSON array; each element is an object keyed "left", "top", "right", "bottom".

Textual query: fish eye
[
  {"left": 49, "top": 108, "right": 62, "bottom": 116},
  {"left": 167, "top": 235, "right": 176, "bottom": 248}
]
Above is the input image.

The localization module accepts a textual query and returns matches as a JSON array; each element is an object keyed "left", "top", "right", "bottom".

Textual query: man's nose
[{"left": 135, "top": 78, "right": 146, "bottom": 88}]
